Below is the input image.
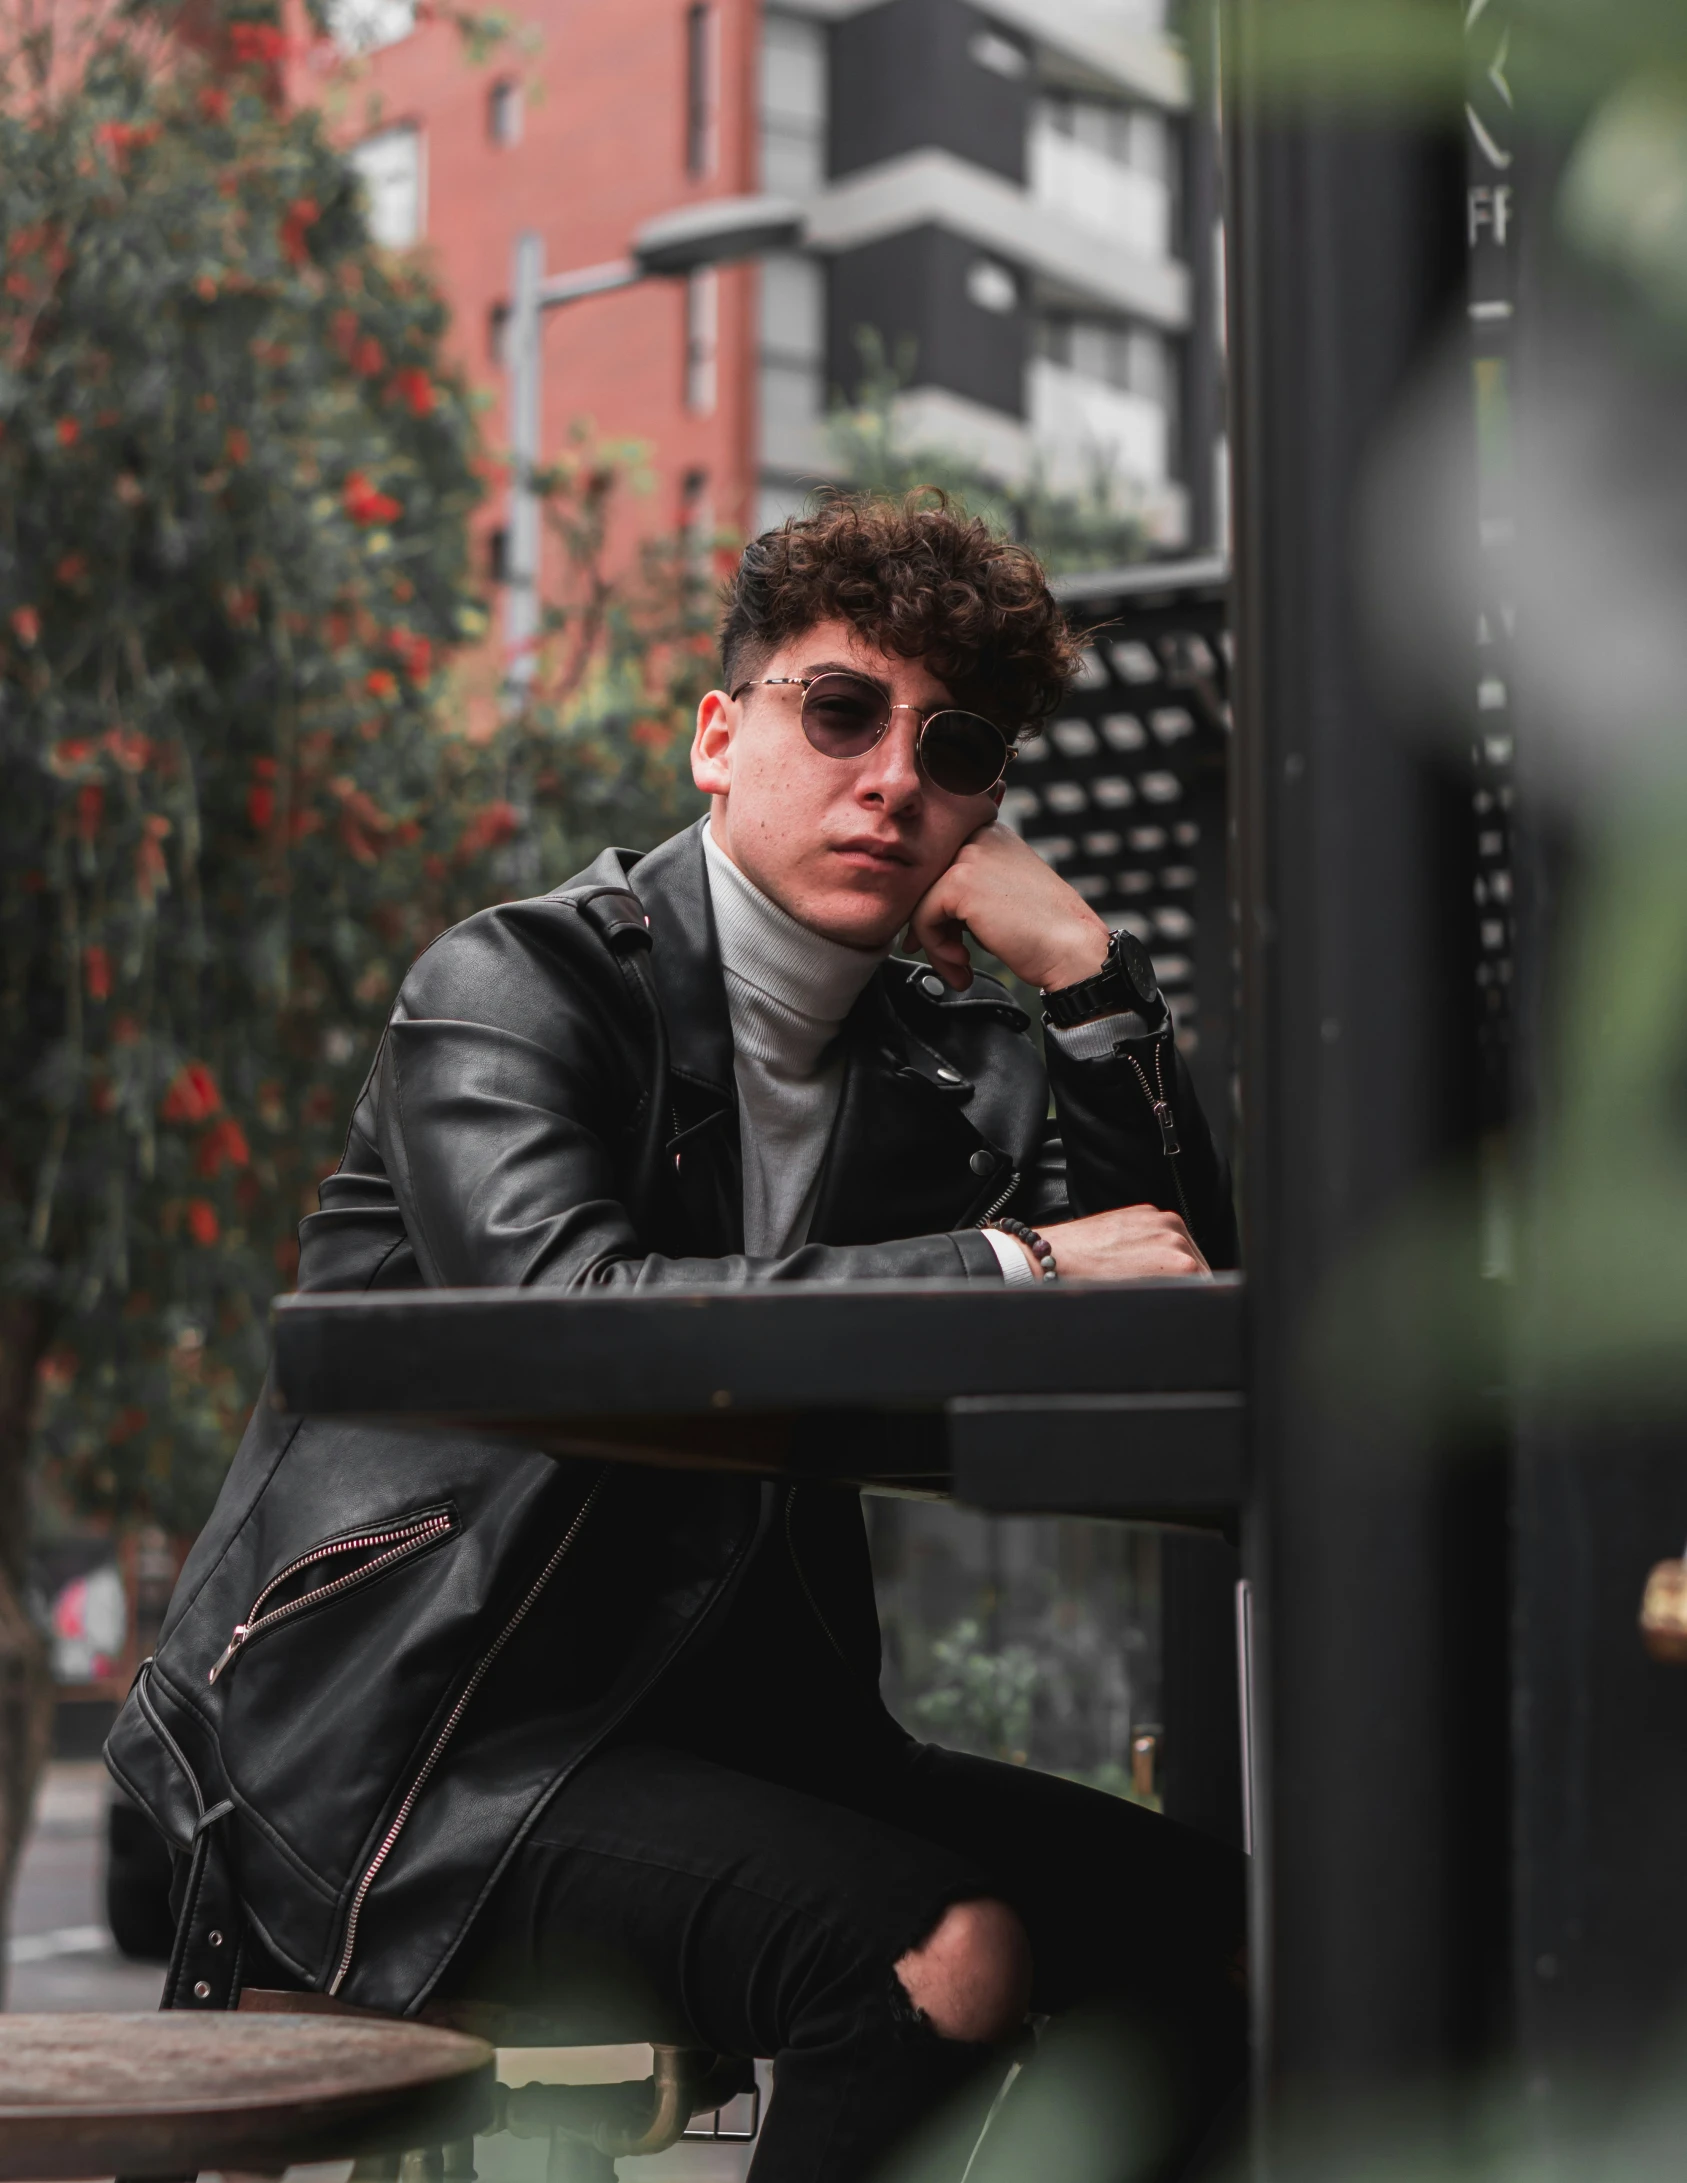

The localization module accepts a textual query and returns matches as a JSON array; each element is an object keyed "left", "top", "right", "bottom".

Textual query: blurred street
[{"left": 7, "top": 1764, "right": 162, "bottom": 2015}]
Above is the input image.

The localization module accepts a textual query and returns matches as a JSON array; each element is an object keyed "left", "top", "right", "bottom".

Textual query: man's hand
[
  {"left": 906, "top": 820, "right": 1110, "bottom": 993},
  {"left": 1007, "top": 1204, "right": 1210, "bottom": 1281}
]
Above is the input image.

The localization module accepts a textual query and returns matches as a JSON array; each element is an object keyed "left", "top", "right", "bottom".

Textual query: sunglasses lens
[
  {"left": 918, "top": 710, "right": 1010, "bottom": 796},
  {"left": 801, "top": 673, "right": 889, "bottom": 758}
]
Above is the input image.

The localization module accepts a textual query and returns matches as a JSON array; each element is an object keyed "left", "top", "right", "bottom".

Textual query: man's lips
[{"left": 829, "top": 837, "right": 913, "bottom": 870}]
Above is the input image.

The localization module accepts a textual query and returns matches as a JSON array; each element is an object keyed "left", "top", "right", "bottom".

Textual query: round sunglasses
[{"left": 729, "top": 672, "right": 1016, "bottom": 798}]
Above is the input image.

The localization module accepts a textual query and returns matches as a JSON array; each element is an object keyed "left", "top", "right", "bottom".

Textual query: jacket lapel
[
  {"left": 628, "top": 820, "right": 744, "bottom": 1252},
  {"left": 807, "top": 969, "right": 1046, "bottom": 1247}
]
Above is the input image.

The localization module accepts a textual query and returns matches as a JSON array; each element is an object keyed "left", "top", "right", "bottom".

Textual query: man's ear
[{"left": 692, "top": 688, "right": 735, "bottom": 797}]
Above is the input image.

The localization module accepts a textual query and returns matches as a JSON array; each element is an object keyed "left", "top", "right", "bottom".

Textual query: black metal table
[{"left": 271, "top": 1275, "right": 1245, "bottom": 1525}]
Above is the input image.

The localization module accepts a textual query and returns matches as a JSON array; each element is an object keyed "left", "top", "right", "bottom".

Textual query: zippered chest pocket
[{"left": 208, "top": 1505, "right": 459, "bottom": 1685}]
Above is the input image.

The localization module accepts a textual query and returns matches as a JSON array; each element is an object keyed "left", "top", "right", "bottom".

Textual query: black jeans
[{"left": 455, "top": 1732, "right": 1247, "bottom": 2183}]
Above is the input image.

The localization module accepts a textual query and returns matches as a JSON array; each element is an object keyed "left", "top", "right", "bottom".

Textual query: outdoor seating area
[{"left": 5, "top": 0, "right": 1687, "bottom": 2176}]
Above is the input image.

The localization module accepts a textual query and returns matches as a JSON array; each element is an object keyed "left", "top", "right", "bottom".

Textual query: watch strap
[{"left": 1041, "top": 930, "right": 1163, "bottom": 1030}]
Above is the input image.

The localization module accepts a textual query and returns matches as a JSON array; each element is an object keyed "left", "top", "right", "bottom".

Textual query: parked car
[{"left": 105, "top": 1787, "right": 176, "bottom": 1962}]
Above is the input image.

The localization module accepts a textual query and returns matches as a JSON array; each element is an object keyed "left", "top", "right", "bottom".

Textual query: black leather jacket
[{"left": 106, "top": 818, "right": 1235, "bottom": 2018}]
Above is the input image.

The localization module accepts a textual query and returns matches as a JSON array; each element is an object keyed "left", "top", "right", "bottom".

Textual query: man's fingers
[{"left": 908, "top": 883, "right": 974, "bottom": 989}]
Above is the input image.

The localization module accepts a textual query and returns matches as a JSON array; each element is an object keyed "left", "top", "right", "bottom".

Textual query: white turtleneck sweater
[{"left": 702, "top": 825, "right": 1033, "bottom": 1278}]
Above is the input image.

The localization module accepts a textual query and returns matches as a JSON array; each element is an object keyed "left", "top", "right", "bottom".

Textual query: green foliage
[
  {"left": 910, "top": 1616, "right": 1041, "bottom": 1764},
  {"left": 0, "top": 8, "right": 707, "bottom": 1532},
  {"left": 487, "top": 425, "right": 712, "bottom": 890},
  {"left": 824, "top": 331, "right": 1149, "bottom": 577},
  {"left": 0, "top": 13, "right": 495, "bottom": 1526}
]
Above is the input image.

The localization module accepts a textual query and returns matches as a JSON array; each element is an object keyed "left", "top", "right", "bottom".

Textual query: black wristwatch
[{"left": 1041, "top": 929, "right": 1165, "bottom": 1031}]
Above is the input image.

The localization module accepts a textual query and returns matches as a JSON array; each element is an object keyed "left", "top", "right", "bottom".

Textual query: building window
[
  {"left": 488, "top": 528, "right": 510, "bottom": 585},
  {"left": 680, "top": 469, "right": 713, "bottom": 560},
  {"left": 686, "top": 3, "right": 718, "bottom": 178},
  {"left": 328, "top": 0, "right": 414, "bottom": 53},
  {"left": 488, "top": 303, "right": 509, "bottom": 366},
  {"left": 488, "top": 78, "right": 523, "bottom": 147},
  {"left": 967, "top": 27, "right": 1028, "bottom": 80},
  {"left": 966, "top": 259, "right": 1019, "bottom": 316},
  {"left": 759, "top": 10, "right": 825, "bottom": 197},
  {"left": 1029, "top": 94, "right": 1178, "bottom": 261},
  {"left": 350, "top": 124, "right": 425, "bottom": 250},
  {"left": 1032, "top": 315, "right": 1181, "bottom": 490},
  {"left": 686, "top": 267, "right": 719, "bottom": 416}
]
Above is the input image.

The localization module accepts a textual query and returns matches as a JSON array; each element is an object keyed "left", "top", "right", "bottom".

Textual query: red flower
[
  {"left": 103, "top": 726, "right": 151, "bottom": 772},
  {"left": 251, "top": 755, "right": 279, "bottom": 780},
  {"left": 196, "top": 1116, "right": 250, "bottom": 1176},
  {"left": 350, "top": 336, "right": 386, "bottom": 377},
  {"left": 136, "top": 831, "right": 168, "bottom": 904},
  {"left": 455, "top": 801, "right": 520, "bottom": 861},
  {"left": 279, "top": 197, "right": 319, "bottom": 267},
  {"left": 83, "top": 945, "right": 110, "bottom": 1001},
  {"left": 388, "top": 628, "right": 433, "bottom": 682},
  {"left": 365, "top": 668, "right": 398, "bottom": 701},
  {"left": 247, "top": 784, "right": 275, "bottom": 830},
  {"left": 55, "top": 417, "right": 78, "bottom": 447},
  {"left": 198, "top": 86, "right": 231, "bottom": 122},
  {"left": 162, "top": 1061, "right": 221, "bottom": 1124},
  {"left": 390, "top": 367, "right": 435, "bottom": 418},
  {"left": 76, "top": 783, "right": 103, "bottom": 843},
  {"left": 11, "top": 605, "right": 39, "bottom": 646},
  {"left": 225, "top": 427, "right": 249, "bottom": 464},
  {"left": 93, "top": 120, "right": 160, "bottom": 165},
  {"left": 342, "top": 471, "right": 401, "bottom": 526},
  {"left": 55, "top": 552, "right": 87, "bottom": 584},
  {"left": 186, "top": 1198, "right": 220, "bottom": 1246},
  {"left": 228, "top": 21, "right": 288, "bottom": 63},
  {"left": 36, "top": 1348, "right": 76, "bottom": 1392}
]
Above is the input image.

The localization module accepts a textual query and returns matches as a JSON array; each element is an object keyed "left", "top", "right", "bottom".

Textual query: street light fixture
[{"left": 503, "top": 193, "right": 806, "bottom": 671}]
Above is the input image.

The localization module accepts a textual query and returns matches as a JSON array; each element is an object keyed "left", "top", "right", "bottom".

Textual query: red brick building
[
  {"left": 296, "top": 0, "right": 1210, "bottom": 608},
  {"left": 293, "top": 0, "right": 766, "bottom": 586}
]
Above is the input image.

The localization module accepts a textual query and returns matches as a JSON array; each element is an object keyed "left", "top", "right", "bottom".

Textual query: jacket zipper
[
  {"left": 1123, "top": 1044, "right": 1192, "bottom": 1229},
  {"left": 974, "top": 1169, "right": 1021, "bottom": 1229},
  {"left": 784, "top": 1486, "right": 851, "bottom": 1669},
  {"left": 207, "top": 1510, "right": 458, "bottom": 1686},
  {"left": 327, "top": 1471, "right": 606, "bottom": 1996}
]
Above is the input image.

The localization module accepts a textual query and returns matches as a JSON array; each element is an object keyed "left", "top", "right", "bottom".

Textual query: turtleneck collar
[{"left": 702, "top": 823, "right": 886, "bottom": 1052}]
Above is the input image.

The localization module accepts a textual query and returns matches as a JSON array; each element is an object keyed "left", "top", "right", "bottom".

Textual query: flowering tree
[
  {"left": 0, "top": 0, "right": 498, "bottom": 1915},
  {"left": 0, "top": 0, "right": 713, "bottom": 1950}
]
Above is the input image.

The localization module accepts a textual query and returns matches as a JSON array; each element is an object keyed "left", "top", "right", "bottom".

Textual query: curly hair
[{"left": 718, "top": 492, "right": 1080, "bottom": 736}]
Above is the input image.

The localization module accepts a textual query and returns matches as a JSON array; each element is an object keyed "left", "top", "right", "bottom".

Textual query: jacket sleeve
[
  {"left": 1025, "top": 1025, "right": 1239, "bottom": 1271},
  {"left": 373, "top": 905, "right": 1002, "bottom": 1292}
]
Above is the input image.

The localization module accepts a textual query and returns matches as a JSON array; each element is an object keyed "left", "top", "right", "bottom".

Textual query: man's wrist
[{"left": 1024, "top": 918, "right": 1110, "bottom": 994}]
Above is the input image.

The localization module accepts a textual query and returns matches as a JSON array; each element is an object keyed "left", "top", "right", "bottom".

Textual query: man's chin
[{"left": 790, "top": 883, "right": 913, "bottom": 955}]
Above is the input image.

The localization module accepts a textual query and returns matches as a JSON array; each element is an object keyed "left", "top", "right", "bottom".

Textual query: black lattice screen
[{"left": 1024, "top": 558, "right": 1233, "bottom": 1157}]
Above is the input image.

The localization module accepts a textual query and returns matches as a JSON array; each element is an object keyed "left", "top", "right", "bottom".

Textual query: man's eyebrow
[{"left": 798, "top": 659, "right": 887, "bottom": 688}]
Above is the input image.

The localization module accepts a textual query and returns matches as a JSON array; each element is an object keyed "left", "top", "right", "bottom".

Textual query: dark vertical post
[
  {"left": 1159, "top": 1529, "right": 1243, "bottom": 1848},
  {"left": 1181, "top": 0, "right": 1222, "bottom": 553},
  {"left": 1225, "top": 34, "right": 1509, "bottom": 2133}
]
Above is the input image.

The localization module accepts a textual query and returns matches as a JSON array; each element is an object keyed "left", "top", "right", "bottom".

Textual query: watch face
[{"left": 1114, "top": 929, "right": 1160, "bottom": 1009}]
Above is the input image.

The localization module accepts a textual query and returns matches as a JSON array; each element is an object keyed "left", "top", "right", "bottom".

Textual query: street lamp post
[{"left": 502, "top": 194, "right": 805, "bottom": 676}]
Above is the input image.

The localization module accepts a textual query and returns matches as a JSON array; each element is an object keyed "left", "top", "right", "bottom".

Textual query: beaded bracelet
[{"left": 985, "top": 1216, "right": 1059, "bottom": 1283}]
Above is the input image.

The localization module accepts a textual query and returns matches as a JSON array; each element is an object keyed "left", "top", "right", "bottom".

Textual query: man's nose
[{"left": 855, "top": 715, "right": 923, "bottom": 808}]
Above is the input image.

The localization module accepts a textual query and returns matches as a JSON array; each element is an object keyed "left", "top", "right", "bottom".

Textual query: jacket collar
[{"left": 628, "top": 818, "right": 736, "bottom": 1098}]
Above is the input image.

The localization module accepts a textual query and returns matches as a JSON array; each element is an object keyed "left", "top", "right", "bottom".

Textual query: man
[{"left": 108, "top": 496, "right": 1243, "bottom": 2182}]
